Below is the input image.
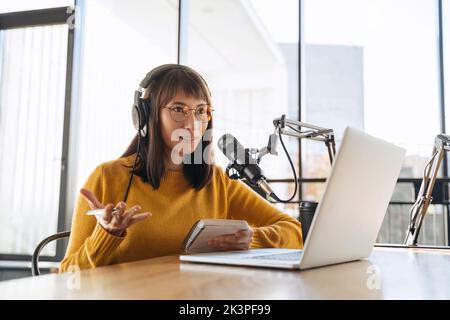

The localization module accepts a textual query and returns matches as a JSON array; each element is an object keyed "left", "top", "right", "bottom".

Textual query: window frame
[{"left": 0, "top": 5, "right": 75, "bottom": 262}]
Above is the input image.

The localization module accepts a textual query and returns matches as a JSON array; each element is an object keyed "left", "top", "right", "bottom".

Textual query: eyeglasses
[{"left": 162, "top": 104, "right": 214, "bottom": 123}]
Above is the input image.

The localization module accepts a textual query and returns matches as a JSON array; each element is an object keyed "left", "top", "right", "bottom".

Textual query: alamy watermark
[
  {"left": 66, "top": 265, "right": 81, "bottom": 290},
  {"left": 366, "top": 264, "right": 381, "bottom": 290}
]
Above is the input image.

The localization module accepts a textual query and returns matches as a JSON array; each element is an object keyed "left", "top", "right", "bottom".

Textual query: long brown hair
[{"left": 121, "top": 65, "right": 214, "bottom": 190}]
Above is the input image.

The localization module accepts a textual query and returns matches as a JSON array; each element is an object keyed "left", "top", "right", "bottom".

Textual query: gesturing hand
[{"left": 80, "top": 188, "right": 152, "bottom": 237}]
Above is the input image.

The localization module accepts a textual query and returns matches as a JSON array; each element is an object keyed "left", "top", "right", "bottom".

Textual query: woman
[{"left": 59, "top": 64, "right": 303, "bottom": 272}]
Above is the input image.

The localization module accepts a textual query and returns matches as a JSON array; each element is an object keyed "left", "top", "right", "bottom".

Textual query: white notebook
[{"left": 182, "top": 219, "right": 250, "bottom": 254}]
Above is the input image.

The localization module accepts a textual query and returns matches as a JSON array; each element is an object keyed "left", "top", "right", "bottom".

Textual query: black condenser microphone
[{"left": 218, "top": 134, "right": 278, "bottom": 200}]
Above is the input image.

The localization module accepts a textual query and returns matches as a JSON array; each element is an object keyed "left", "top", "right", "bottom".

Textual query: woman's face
[{"left": 159, "top": 91, "right": 210, "bottom": 158}]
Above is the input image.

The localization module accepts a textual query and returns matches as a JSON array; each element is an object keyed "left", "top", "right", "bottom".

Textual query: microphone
[{"left": 217, "top": 134, "right": 277, "bottom": 200}]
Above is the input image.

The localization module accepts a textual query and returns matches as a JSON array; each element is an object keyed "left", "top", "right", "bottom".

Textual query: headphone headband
[
  {"left": 139, "top": 63, "right": 211, "bottom": 96},
  {"left": 139, "top": 63, "right": 180, "bottom": 89}
]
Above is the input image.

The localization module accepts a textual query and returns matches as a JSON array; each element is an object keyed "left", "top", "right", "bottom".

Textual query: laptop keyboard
[{"left": 246, "top": 252, "right": 303, "bottom": 261}]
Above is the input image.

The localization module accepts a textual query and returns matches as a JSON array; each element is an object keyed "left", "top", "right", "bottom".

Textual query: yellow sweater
[{"left": 59, "top": 154, "right": 303, "bottom": 272}]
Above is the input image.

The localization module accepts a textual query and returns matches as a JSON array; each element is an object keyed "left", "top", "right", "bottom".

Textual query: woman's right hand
[{"left": 79, "top": 188, "right": 152, "bottom": 237}]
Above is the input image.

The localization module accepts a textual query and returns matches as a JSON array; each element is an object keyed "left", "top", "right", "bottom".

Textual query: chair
[{"left": 31, "top": 231, "right": 71, "bottom": 276}]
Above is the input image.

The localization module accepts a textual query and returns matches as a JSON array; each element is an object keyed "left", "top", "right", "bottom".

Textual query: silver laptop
[{"left": 180, "top": 127, "right": 406, "bottom": 270}]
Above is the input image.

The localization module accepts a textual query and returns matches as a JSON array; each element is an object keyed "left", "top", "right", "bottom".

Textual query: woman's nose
[{"left": 183, "top": 110, "right": 197, "bottom": 129}]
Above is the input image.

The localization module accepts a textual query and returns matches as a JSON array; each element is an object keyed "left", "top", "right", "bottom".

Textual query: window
[
  {"left": 0, "top": 5, "right": 73, "bottom": 256},
  {"left": 185, "top": 0, "right": 300, "bottom": 214},
  {"left": 303, "top": 0, "right": 446, "bottom": 245}
]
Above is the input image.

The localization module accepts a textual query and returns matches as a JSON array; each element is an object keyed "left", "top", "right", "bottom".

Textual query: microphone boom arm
[
  {"left": 223, "top": 114, "right": 335, "bottom": 203},
  {"left": 262, "top": 115, "right": 336, "bottom": 165},
  {"left": 404, "top": 134, "right": 450, "bottom": 246}
]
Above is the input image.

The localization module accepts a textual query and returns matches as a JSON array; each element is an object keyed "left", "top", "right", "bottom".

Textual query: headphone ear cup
[
  {"left": 140, "top": 99, "right": 150, "bottom": 128},
  {"left": 132, "top": 98, "right": 150, "bottom": 136}
]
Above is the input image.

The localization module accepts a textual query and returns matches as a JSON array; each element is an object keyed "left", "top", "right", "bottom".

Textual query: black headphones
[
  {"left": 123, "top": 64, "right": 211, "bottom": 202},
  {"left": 131, "top": 63, "right": 211, "bottom": 139}
]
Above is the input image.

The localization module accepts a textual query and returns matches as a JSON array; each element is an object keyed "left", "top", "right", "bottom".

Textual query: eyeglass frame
[{"left": 161, "top": 103, "right": 214, "bottom": 123}]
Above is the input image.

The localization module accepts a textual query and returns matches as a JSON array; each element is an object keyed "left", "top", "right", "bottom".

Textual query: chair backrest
[{"left": 31, "top": 231, "right": 71, "bottom": 276}]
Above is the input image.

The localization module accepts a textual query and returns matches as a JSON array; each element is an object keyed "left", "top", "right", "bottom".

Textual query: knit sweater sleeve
[{"left": 59, "top": 164, "right": 125, "bottom": 273}]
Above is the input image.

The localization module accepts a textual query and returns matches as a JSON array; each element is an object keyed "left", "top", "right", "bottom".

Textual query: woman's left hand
[{"left": 208, "top": 228, "right": 254, "bottom": 251}]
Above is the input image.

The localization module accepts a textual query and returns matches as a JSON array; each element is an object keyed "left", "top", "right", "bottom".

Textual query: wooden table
[{"left": 0, "top": 247, "right": 449, "bottom": 299}]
